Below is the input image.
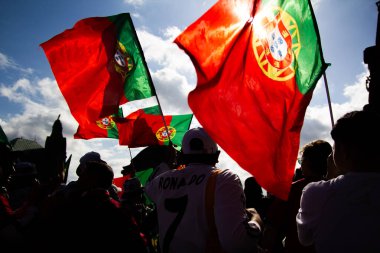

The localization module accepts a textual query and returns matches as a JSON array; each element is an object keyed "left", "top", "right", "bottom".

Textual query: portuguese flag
[
  {"left": 73, "top": 109, "right": 122, "bottom": 139},
  {"left": 174, "top": 0, "right": 326, "bottom": 200},
  {"left": 117, "top": 107, "right": 193, "bottom": 148},
  {"left": 73, "top": 104, "right": 160, "bottom": 139},
  {"left": 75, "top": 104, "right": 193, "bottom": 149},
  {"left": 41, "top": 13, "right": 155, "bottom": 130}
]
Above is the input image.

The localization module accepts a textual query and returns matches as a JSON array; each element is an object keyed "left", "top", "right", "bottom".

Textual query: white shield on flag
[{"left": 267, "top": 25, "right": 288, "bottom": 61}]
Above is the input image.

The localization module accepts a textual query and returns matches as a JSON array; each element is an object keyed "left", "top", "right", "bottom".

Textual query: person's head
[
  {"left": 244, "top": 176, "right": 263, "bottom": 207},
  {"left": 121, "top": 177, "right": 144, "bottom": 204},
  {"left": 81, "top": 161, "right": 114, "bottom": 190},
  {"left": 76, "top": 151, "right": 104, "bottom": 177},
  {"left": 179, "top": 127, "right": 220, "bottom": 165},
  {"left": 331, "top": 110, "right": 380, "bottom": 173},
  {"left": 299, "top": 140, "right": 332, "bottom": 179}
]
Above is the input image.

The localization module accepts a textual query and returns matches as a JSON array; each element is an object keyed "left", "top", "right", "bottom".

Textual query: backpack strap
[{"left": 205, "top": 169, "right": 226, "bottom": 253}]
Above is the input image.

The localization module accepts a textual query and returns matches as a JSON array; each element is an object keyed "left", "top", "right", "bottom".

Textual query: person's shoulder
[
  {"left": 214, "top": 168, "right": 242, "bottom": 184},
  {"left": 215, "top": 168, "right": 237, "bottom": 177},
  {"left": 304, "top": 179, "right": 329, "bottom": 190},
  {"left": 302, "top": 179, "right": 333, "bottom": 200}
]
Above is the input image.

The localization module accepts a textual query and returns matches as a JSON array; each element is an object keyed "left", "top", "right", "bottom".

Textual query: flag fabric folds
[
  {"left": 117, "top": 109, "right": 193, "bottom": 148},
  {"left": 75, "top": 104, "right": 193, "bottom": 149},
  {"left": 74, "top": 110, "right": 122, "bottom": 139},
  {"left": 41, "top": 13, "right": 155, "bottom": 130},
  {"left": 174, "top": 0, "right": 326, "bottom": 200}
]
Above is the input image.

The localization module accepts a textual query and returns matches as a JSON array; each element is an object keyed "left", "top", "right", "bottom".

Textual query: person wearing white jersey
[{"left": 145, "top": 127, "right": 262, "bottom": 253}]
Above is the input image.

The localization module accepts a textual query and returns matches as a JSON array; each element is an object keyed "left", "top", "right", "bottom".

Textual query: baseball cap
[
  {"left": 77, "top": 151, "right": 105, "bottom": 176},
  {"left": 79, "top": 151, "right": 103, "bottom": 164},
  {"left": 182, "top": 127, "right": 218, "bottom": 155}
]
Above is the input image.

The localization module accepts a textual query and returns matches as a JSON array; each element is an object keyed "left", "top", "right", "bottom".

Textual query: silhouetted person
[
  {"left": 297, "top": 110, "right": 380, "bottom": 253},
  {"left": 244, "top": 176, "right": 266, "bottom": 218},
  {"left": 0, "top": 142, "right": 20, "bottom": 244},
  {"left": 146, "top": 127, "right": 263, "bottom": 253},
  {"left": 37, "top": 161, "right": 148, "bottom": 252},
  {"left": 121, "top": 177, "right": 158, "bottom": 253},
  {"left": 263, "top": 140, "right": 332, "bottom": 253}
]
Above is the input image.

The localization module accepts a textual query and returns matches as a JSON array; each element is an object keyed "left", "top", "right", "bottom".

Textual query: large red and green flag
[
  {"left": 174, "top": 0, "right": 326, "bottom": 200},
  {"left": 116, "top": 107, "right": 193, "bottom": 148},
  {"left": 41, "top": 13, "right": 155, "bottom": 130}
]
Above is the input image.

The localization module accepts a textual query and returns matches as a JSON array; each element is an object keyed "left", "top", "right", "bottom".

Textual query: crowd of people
[{"left": 1, "top": 107, "right": 380, "bottom": 252}]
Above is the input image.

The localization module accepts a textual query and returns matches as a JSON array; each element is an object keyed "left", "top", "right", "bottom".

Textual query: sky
[{"left": 0, "top": 0, "right": 377, "bottom": 184}]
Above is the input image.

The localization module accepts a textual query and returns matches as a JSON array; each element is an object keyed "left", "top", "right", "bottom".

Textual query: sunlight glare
[
  {"left": 232, "top": 1, "right": 251, "bottom": 23},
  {"left": 251, "top": 6, "right": 275, "bottom": 40}
]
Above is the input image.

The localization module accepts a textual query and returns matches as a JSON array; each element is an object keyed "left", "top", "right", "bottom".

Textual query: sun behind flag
[
  {"left": 41, "top": 13, "right": 156, "bottom": 132},
  {"left": 174, "top": 0, "right": 326, "bottom": 200}
]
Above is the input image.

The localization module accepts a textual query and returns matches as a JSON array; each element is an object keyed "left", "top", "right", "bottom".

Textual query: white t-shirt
[
  {"left": 145, "top": 163, "right": 261, "bottom": 253},
  {"left": 296, "top": 172, "right": 380, "bottom": 253}
]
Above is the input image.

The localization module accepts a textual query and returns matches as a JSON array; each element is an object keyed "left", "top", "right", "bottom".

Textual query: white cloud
[
  {"left": 123, "top": 0, "right": 144, "bottom": 7},
  {"left": 137, "top": 29, "right": 196, "bottom": 75},
  {"left": 162, "top": 26, "right": 182, "bottom": 41},
  {"left": 152, "top": 67, "right": 193, "bottom": 114},
  {"left": 0, "top": 78, "right": 74, "bottom": 142},
  {"left": 131, "top": 12, "right": 141, "bottom": 20},
  {"left": 301, "top": 66, "right": 369, "bottom": 147}
]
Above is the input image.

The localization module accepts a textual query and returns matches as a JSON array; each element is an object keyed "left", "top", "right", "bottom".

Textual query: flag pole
[
  {"left": 128, "top": 147, "right": 136, "bottom": 177},
  {"left": 323, "top": 71, "right": 334, "bottom": 128},
  {"left": 128, "top": 14, "right": 173, "bottom": 146}
]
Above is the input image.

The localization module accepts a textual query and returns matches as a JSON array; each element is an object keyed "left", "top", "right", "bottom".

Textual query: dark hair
[
  {"left": 331, "top": 110, "right": 380, "bottom": 169},
  {"left": 300, "top": 140, "right": 332, "bottom": 176},
  {"left": 178, "top": 151, "right": 220, "bottom": 165},
  {"left": 331, "top": 110, "right": 380, "bottom": 144},
  {"left": 84, "top": 161, "right": 114, "bottom": 189}
]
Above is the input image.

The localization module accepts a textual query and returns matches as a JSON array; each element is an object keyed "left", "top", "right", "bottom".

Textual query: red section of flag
[
  {"left": 175, "top": 0, "right": 316, "bottom": 200},
  {"left": 73, "top": 115, "right": 119, "bottom": 139},
  {"left": 41, "top": 17, "right": 125, "bottom": 125},
  {"left": 117, "top": 110, "right": 173, "bottom": 148},
  {"left": 113, "top": 175, "right": 131, "bottom": 198}
]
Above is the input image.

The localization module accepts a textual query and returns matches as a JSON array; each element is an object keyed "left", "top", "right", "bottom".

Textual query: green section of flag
[
  {"left": 262, "top": 0, "right": 325, "bottom": 94},
  {"left": 167, "top": 114, "right": 193, "bottom": 147},
  {"left": 108, "top": 14, "right": 156, "bottom": 101},
  {"left": 138, "top": 105, "right": 192, "bottom": 147},
  {"left": 135, "top": 168, "right": 153, "bottom": 186},
  {"left": 107, "top": 108, "right": 123, "bottom": 138},
  {"left": 142, "top": 105, "right": 161, "bottom": 115},
  {"left": 106, "top": 125, "right": 119, "bottom": 139},
  {"left": 136, "top": 168, "right": 154, "bottom": 205}
]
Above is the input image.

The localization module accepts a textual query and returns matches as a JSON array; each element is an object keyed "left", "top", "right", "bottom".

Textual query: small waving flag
[{"left": 117, "top": 107, "right": 193, "bottom": 148}]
